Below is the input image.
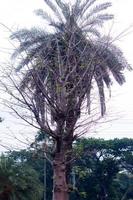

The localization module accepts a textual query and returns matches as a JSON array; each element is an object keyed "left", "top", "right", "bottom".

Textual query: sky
[{"left": 0, "top": 0, "right": 133, "bottom": 150}]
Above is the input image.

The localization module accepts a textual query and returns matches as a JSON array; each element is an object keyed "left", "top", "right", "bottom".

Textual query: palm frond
[
  {"left": 11, "top": 40, "right": 40, "bottom": 60},
  {"left": 86, "top": 2, "right": 112, "bottom": 18},
  {"left": 97, "top": 13, "right": 113, "bottom": 20},
  {"left": 83, "top": 27, "right": 101, "bottom": 37},
  {"left": 99, "top": 65, "right": 112, "bottom": 88},
  {"left": 81, "top": 18, "right": 103, "bottom": 29},
  {"left": 79, "top": 0, "right": 97, "bottom": 17},
  {"left": 72, "top": 0, "right": 82, "bottom": 17},
  {"left": 10, "top": 28, "right": 47, "bottom": 43},
  {"left": 81, "top": 13, "right": 113, "bottom": 30},
  {"left": 11, "top": 30, "right": 51, "bottom": 61},
  {"left": 95, "top": 72, "right": 106, "bottom": 116},
  {"left": 15, "top": 42, "right": 49, "bottom": 71},
  {"left": 44, "top": 0, "right": 63, "bottom": 22},
  {"left": 112, "top": 70, "right": 125, "bottom": 85},
  {"left": 96, "top": 37, "right": 130, "bottom": 85},
  {"left": 55, "top": 0, "right": 70, "bottom": 19},
  {"left": 34, "top": 9, "right": 56, "bottom": 24}
]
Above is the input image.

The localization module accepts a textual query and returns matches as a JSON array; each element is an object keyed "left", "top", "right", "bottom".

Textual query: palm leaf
[
  {"left": 11, "top": 29, "right": 51, "bottom": 61},
  {"left": 95, "top": 37, "right": 130, "bottom": 85},
  {"left": 34, "top": 9, "right": 56, "bottom": 24},
  {"left": 86, "top": 2, "right": 112, "bottom": 19},
  {"left": 10, "top": 28, "right": 45, "bottom": 42},
  {"left": 81, "top": 14, "right": 113, "bottom": 29},
  {"left": 79, "top": 0, "right": 97, "bottom": 18},
  {"left": 94, "top": 72, "right": 106, "bottom": 116},
  {"left": 72, "top": 0, "right": 82, "bottom": 17},
  {"left": 44, "top": 0, "right": 63, "bottom": 22},
  {"left": 81, "top": 17, "right": 103, "bottom": 29},
  {"left": 55, "top": 0, "right": 70, "bottom": 19},
  {"left": 15, "top": 42, "right": 49, "bottom": 71},
  {"left": 99, "top": 65, "right": 112, "bottom": 88},
  {"left": 83, "top": 27, "right": 101, "bottom": 37}
]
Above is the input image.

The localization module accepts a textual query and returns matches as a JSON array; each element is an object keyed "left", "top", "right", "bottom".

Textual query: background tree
[
  {"left": 0, "top": 154, "right": 43, "bottom": 200},
  {"left": 7, "top": 137, "right": 133, "bottom": 200},
  {"left": 1, "top": 0, "right": 131, "bottom": 199},
  {"left": 71, "top": 138, "right": 133, "bottom": 200},
  {"left": 117, "top": 173, "right": 133, "bottom": 200}
]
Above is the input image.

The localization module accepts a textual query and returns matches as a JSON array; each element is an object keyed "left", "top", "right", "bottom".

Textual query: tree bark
[
  {"left": 52, "top": 152, "right": 69, "bottom": 200},
  {"left": 52, "top": 114, "right": 75, "bottom": 200}
]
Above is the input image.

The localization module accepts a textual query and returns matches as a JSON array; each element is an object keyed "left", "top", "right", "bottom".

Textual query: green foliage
[
  {"left": 9, "top": 148, "right": 53, "bottom": 200},
  {"left": 117, "top": 173, "right": 133, "bottom": 200},
  {"left": 6, "top": 137, "right": 133, "bottom": 200},
  {"left": 0, "top": 154, "right": 43, "bottom": 200},
  {"left": 71, "top": 138, "right": 133, "bottom": 200}
]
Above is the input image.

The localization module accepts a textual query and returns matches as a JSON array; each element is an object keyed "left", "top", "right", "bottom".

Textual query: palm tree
[{"left": 10, "top": 1, "right": 130, "bottom": 200}]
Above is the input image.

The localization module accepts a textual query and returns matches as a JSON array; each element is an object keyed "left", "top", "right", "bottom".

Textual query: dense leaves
[
  {"left": 0, "top": 155, "right": 43, "bottom": 200},
  {"left": 71, "top": 138, "right": 133, "bottom": 200}
]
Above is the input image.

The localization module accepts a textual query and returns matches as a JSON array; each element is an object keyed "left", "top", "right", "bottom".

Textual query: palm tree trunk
[
  {"left": 52, "top": 117, "right": 74, "bottom": 200},
  {"left": 52, "top": 152, "right": 69, "bottom": 200}
]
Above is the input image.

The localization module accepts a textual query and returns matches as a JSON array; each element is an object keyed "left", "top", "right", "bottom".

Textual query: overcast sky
[{"left": 0, "top": 0, "right": 133, "bottom": 151}]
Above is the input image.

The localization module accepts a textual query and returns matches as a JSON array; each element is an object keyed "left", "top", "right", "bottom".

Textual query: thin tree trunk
[{"left": 52, "top": 152, "right": 69, "bottom": 200}]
